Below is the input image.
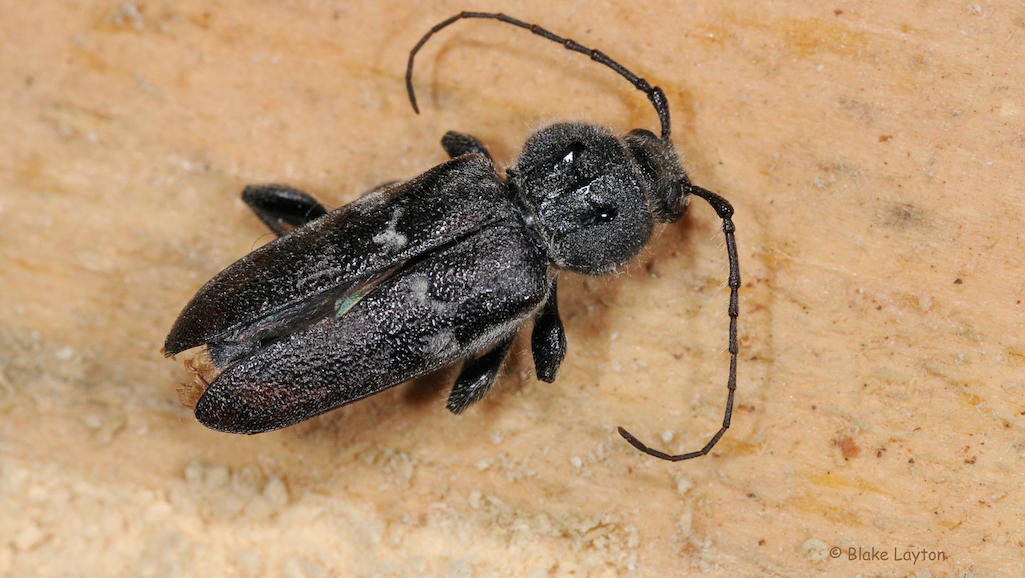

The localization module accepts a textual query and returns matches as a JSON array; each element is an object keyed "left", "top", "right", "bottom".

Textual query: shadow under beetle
[{"left": 164, "top": 12, "right": 740, "bottom": 461}]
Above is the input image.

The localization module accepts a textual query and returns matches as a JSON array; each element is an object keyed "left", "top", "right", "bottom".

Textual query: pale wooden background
[{"left": 1, "top": 0, "right": 1022, "bottom": 576}]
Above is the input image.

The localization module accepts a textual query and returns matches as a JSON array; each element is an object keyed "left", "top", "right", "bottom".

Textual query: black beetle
[{"left": 164, "top": 12, "right": 740, "bottom": 461}]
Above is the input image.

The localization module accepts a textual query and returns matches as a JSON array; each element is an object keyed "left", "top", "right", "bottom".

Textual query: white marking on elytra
[
  {"left": 426, "top": 330, "right": 458, "bottom": 357},
  {"left": 409, "top": 276, "right": 430, "bottom": 303},
  {"left": 372, "top": 207, "right": 407, "bottom": 252},
  {"left": 407, "top": 275, "right": 457, "bottom": 315}
]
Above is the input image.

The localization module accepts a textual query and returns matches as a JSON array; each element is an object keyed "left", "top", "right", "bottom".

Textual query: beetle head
[{"left": 623, "top": 128, "right": 691, "bottom": 223}]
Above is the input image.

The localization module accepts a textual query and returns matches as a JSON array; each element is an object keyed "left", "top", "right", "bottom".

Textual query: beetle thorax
[{"left": 510, "top": 123, "right": 655, "bottom": 275}]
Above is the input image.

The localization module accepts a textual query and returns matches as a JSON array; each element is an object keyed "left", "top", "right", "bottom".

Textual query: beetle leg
[
  {"left": 446, "top": 333, "right": 515, "bottom": 414},
  {"left": 530, "top": 280, "right": 566, "bottom": 383},
  {"left": 241, "top": 185, "right": 329, "bottom": 238},
  {"left": 441, "top": 131, "right": 493, "bottom": 161}
]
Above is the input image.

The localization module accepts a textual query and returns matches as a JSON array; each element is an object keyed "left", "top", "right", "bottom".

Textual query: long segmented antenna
[
  {"left": 406, "top": 13, "right": 740, "bottom": 461},
  {"left": 406, "top": 12, "right": 673, "bottom": 139},
  {"left": 618, "top": 186, "right": 740, "bottom": 461}
]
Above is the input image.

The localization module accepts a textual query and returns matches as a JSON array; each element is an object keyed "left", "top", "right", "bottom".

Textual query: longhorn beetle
[{"left": 164, "top": 12, "right": 740, "bottom": 461}]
